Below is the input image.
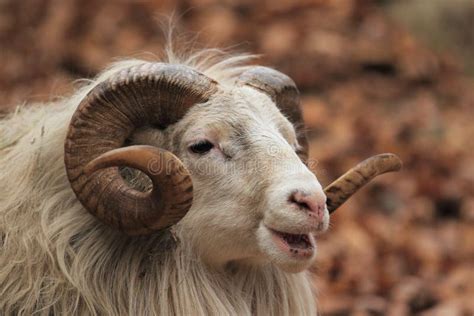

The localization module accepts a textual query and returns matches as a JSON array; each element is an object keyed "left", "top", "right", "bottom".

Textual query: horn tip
[
  {"left": 84, "top": 158, "right": 104, "bottom": 176},
  {"left": 379, "top": 153, "right": 403, "bottom": 172}
]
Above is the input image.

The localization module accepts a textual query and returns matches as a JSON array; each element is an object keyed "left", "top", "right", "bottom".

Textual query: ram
[{"left": 0, "top": 49, "right": 401, "bottom": 315}]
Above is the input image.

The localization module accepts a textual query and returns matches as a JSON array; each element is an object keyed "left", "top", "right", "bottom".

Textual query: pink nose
[{"left": 289, "top": 190, "right": 326, "bottom": 221}]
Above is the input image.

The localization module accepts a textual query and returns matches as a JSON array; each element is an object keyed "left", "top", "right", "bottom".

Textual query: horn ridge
[
  {"left": 65, "top": 63, "right": 218, "bottom": 235},
  {"left": 324, "top": 153, "right": 402, "bottom": 213},
  {"left": 236, "top": 66, "right": 308, "bottom": 162}
]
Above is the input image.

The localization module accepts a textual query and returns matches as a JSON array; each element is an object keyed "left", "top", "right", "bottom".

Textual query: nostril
[
  {"left": 289, "top": 193, "right": 311, "bottom": 211},
  {"left": 289, "top": 190, "right": 326, "bottom": 219}
]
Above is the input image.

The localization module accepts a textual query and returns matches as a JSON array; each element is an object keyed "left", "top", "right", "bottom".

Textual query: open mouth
[{"left": 268, "top": 228, "right": 315, "bottom": 259}]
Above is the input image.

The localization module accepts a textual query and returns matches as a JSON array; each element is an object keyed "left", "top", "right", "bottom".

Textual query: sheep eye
[{"left": 189, "top": 140, "right": 214, "bottom": 154}]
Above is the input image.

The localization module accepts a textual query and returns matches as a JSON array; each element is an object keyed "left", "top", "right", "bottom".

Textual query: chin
[{"left": 256, "top": 223, "right": 317, "bottom": 273}]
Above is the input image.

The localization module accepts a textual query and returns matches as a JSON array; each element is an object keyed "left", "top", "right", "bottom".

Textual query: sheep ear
[{"left": 236, "top": 66, "right": 308, "bottom": 162}]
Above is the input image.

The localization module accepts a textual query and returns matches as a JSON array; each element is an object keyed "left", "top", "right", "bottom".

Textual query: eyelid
[{"left": 187, "top": 137, "right": 212, "bottom": 147}]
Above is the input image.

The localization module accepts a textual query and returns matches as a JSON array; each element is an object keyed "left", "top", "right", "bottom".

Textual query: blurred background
[{"left": 1, "top": 0, "right": 473, "bottom": 315}]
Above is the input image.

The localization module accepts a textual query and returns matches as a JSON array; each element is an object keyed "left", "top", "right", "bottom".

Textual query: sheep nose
[{"left": 289, "top": 190, "right": 327, "bottom": 221}]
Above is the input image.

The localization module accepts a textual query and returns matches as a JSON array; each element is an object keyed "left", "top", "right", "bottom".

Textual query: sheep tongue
[{"left": 324, "top": 153, "right": 402, "bottom": 213}]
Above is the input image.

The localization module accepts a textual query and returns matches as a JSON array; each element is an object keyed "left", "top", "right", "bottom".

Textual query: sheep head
[{"left": 64, "top": 62, "right": 401, "bottom": 272}]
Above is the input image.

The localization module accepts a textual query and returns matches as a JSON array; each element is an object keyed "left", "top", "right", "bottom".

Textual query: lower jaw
[{"left": 268, "top": 229, "right": 315, "bottom": 260}]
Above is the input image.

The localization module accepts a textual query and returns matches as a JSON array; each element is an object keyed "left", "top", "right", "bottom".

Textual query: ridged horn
[
  {"left": 64, "top": 63, "right": 219, "bottom": 235},
  {"left": 324, "top": 153, "right": 402, "bottom": 213},
  {"left": 236, "top": 66, "right": 308, "bottom": 162}
]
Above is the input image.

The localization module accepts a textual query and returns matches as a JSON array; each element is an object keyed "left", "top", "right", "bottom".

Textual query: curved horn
[
  {"left": 65, "top": 63, "right": 218, "bottom": 235},
  {"left": 236, "top": 66, "right": 308, "bottom": 161},
  {"left": 324, "top": 153, "right": 402, "bottom": 213}
]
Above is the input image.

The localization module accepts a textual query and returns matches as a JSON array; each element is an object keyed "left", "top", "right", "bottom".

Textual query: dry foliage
[{"left": 1, "top": 0, "right": 473, "bottom": 314}]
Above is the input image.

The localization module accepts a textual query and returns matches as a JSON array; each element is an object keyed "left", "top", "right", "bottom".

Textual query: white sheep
[{"left": 0, "top": 47, "right": 401, "bottom": 315}]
